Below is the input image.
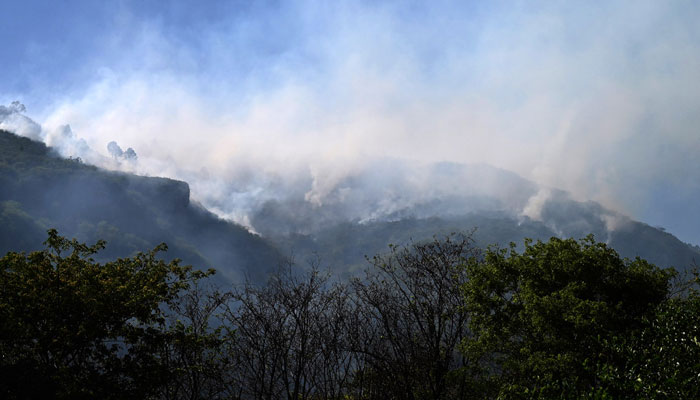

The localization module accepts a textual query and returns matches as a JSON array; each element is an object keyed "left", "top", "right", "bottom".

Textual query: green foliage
[
  {"left": 462, "top": 235, "right": 673, "bottom": 399},
  {"left": 0, "top": 201, "right": 47, "bottom": 251},
  {"left": 627, "top": 293, "right": 700, "bottom": 398},
  {"left": 270, "top": 214, "right": 700, "bottom": 280},
  {"left": 589, "top": 269, "right": 700, "bottom": 399},
  {"left": 1, "top": 222, "right": 698, "bottom": 399},
  {"left": 0, "top": 229, "right": 214, "bottom": 399}
]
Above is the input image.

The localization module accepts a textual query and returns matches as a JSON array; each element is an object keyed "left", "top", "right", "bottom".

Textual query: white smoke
[
  {"left": 521, "top": 189, "right": 552, "bottom": 222},
  {"left": 0, "top": 102, "right": 42, "bottom": 140},
  {"left": 8, "top": 1, "right": 700, "bottom": 243}
]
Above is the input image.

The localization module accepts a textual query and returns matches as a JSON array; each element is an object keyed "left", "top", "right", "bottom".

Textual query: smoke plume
[{"left": 5, "top": 1, "right": 700, "bottom": 244}]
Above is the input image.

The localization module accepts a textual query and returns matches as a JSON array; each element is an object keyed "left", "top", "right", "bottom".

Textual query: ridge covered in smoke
[
  {"left": 2, "top": 124, "right": 698, "bottom": 282},
  {"left": 0, "top": 128, "right": 284, "bottom": 284},
  {"left": 4, "top": 16, "right": 700, "bottom": 398},
  {"left": 0, "top": 102, "right": 634, "bottom": 244},
  {"left": 3, "top": 1, "right": 700, "bottom": 245}
]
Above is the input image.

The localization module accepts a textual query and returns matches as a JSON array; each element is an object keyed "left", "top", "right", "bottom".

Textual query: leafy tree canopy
[
  {"left": 2, "top": 230, "right": 698, "bottom": 399},
  {"left": 0, "top": 229, "right": 213, "bottom": 399},
  {"left": 462, "top": 235, "right": 673, "bottom": 399}
]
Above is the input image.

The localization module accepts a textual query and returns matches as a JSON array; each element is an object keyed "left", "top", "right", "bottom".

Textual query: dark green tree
[
  {"left": 462, "top": 235, "right": 672, "bottom": 399},
  {"left": 0, "top": 229, "right": 215, "bottom": 399},
  {"left": 591, "top": 267, "right": 700, "bottom": 399}
]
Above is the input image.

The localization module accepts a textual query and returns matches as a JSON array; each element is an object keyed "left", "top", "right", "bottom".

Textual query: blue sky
[{"left": 2, "top": 0, "right": 700, "bottom": 245}]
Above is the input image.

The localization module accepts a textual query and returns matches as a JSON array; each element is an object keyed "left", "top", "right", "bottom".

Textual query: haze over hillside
[
  {"left": 0, "top": 129, "right": 283, "bottom": 284},
  {"left": 2, "top": 1, "right": 700, "bottom": 281},
  {"left": 2, "top": 128, "right": 698, "bottom": 283},
  {"left": 3, "top": 1, "right": 700, "bottom": 247}
]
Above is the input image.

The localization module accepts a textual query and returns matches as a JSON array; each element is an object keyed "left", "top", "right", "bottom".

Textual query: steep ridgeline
[{"left": 0, "top": 130, "right": 282, "bottom": 284}]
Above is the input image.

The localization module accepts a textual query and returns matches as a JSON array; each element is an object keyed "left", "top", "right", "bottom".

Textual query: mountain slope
[
  {"left": 250, "top": 161, "right": 700, "bottom": 275},
  {"left": 0, "top": 130, "right": 282, "bottom": 284},
  {"left": 269, "top": 212, "right": 700, "bottom": 277},
  {"left": 2, "top": 129, "right": 697, "bottom": 281}
]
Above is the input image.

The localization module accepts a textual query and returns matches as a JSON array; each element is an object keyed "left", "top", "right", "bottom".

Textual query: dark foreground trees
[
  {"left": 350, "top": 234, "right": 479, "bottom": 399},
  {"left": 1, "top": 230, "right": 698, "bottom": 399},
  {"left": 224, "top": 264, "right": 353, "bottom": 400},
  {"left": 0, "top": 229, "right": 217, "bottom": 399}
]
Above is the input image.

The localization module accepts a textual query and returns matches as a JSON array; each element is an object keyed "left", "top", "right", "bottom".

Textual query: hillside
[
  {"left": 269, "top": 213, "right": 700, "bottom": 277},
  {"left": 2, "top": 129, "right": 698, "bottom": 281},
  {"left": 255, "top": 169, "right": 700, "bottom": 275},
  {"left": 0, "top": 130, "right": 283, "bottom": 284}
]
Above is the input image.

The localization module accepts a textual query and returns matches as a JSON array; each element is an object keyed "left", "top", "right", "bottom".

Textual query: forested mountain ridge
[
  {"left": 241, "top": 156, "right": 700, "bottom": 274},
  {"left": 1, "top": 128, "right": 698, "bottom": 283},
  {"left": 270, "top": 210, "right": 700, "bottom": 277},
  {"left": 0, "top": 129, "right": 282, "bottom": 283}
]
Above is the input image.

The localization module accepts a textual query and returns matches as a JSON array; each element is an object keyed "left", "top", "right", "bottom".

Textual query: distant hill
[
  {"left": 2, "top": 129, "right": 697, "bottom": 282},
  {"left": 250, "top": 160, "right": 700, "bottom": 275},
  {"left": 0, "top": 130, "right": 283, "bottom": 284},
  {"left": 267, "top": 212, "right": 700, "bottom": 277}
]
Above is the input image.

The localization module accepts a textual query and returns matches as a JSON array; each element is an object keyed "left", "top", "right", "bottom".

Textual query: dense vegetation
[{"left": 2, "top": 231, "right": 698, "bottom": 399}]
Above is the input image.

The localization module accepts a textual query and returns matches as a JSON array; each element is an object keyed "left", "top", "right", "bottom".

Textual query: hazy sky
[{"left": 2, "top": 1, "right": 700, "bottom": 244}]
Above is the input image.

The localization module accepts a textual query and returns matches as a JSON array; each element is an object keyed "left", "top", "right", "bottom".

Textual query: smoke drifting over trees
[
  {"left": 2, "top": 0, "right": 700, "bottom": 248},
  {"left": 1, "top": 1, "right": 698, "bottom": 244},
  {"left": 0, "top": 100, "right": 632, "bottom": 246},
  {"left": 0, "top": 129, "right": 283, "bottom": 284}
]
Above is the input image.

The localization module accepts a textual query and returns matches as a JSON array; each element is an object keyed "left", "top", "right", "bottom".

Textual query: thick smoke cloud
[{"left": 9, "top": 1, "right": 700, "bottom": 244}]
